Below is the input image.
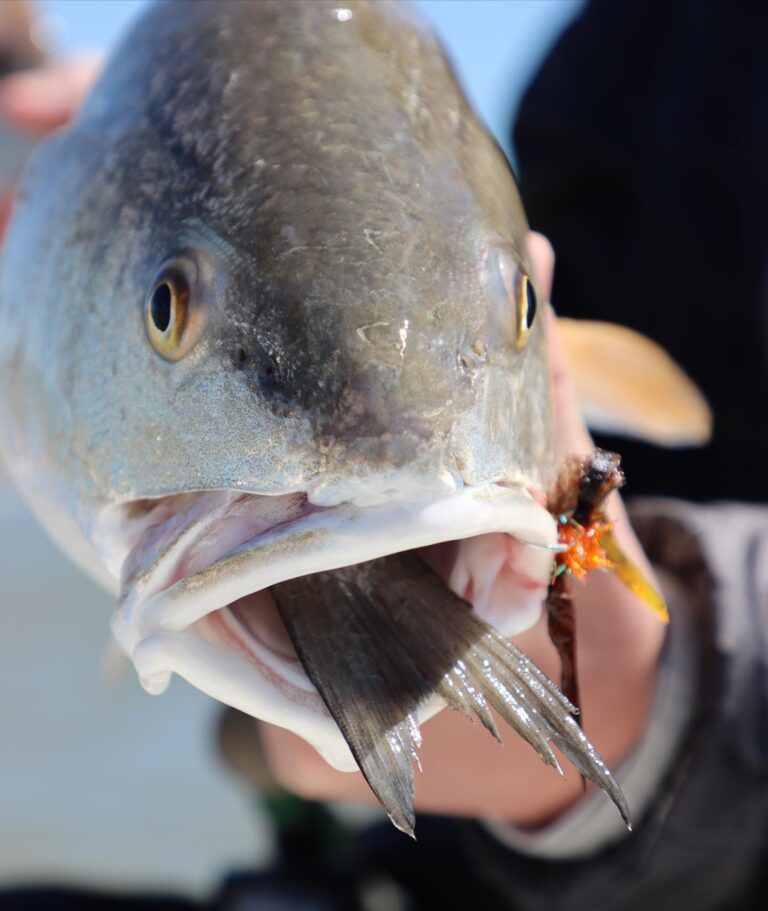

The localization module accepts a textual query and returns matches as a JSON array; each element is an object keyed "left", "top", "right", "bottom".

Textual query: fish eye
[
  {"left": 488, "top": 245, "right": 538, "bottom": 352},
  {"left": 520, "top": 274, "right": 537, "bottom": 335},
  {"left": 145, "top": 263, "right": 194, "bottom": 360}
]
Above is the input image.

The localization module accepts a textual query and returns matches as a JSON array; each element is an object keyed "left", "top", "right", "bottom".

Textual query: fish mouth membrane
[
  {"left": 109, "top": 484, "right": 629, "bottom": 834},
  {"left": 111, "top": 484, "right": 555, "bottom": 763}
]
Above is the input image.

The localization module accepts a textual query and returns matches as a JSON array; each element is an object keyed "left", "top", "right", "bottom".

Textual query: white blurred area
[
  {"left": 0, "top": 0, "right": 581, "bottom": 897},
  {"left": 0, "top": 476, "right": 272, "bottom": 896}
]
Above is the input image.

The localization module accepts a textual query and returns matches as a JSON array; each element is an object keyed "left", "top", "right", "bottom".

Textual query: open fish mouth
[
  {"left": 108, "top": 481, "right": 631, "bottom": 836},
  {"left": 109, "top": 482, "right": 557, "bottom": 771}
]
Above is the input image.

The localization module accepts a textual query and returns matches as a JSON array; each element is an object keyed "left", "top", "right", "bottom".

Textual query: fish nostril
[
  {"left": 232, "top": 344, "right": 283, "bottom": 394},
  {"left": 458, "top": 352, "right": 479, "bottom": 374},
  {"left": 255, "top": 353, "right": 284, "bottom": 395},
  {"left": 259, "top": 360, "right": 276, "bottom": 382}
]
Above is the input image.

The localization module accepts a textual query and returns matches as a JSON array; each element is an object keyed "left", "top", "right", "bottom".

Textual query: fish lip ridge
[{"left": 116, "top": 482, "right": 554, "bottom": 640}]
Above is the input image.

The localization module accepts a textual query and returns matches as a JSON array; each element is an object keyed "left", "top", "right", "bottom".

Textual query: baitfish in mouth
[
  {"left": 109, "top": 482, "right": 630, "bottom": 838},
  {"left": 272, "top": 550, "right": 630, "bottom": 837}
]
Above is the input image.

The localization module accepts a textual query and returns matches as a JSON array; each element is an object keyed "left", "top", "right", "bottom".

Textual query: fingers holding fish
[
  {"left": 0, "top": 54, "right": 102, "bottom": 134},
  {"left": 527, "top": 231, "right": 555, "bottom": 307},
  {"left": 0, "top": 54, "right": 103, "bottom": 255}
]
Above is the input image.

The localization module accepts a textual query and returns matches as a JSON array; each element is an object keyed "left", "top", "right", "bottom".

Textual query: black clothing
[{"left": 513, "top": 0, "right": 768, "bottom": 502}]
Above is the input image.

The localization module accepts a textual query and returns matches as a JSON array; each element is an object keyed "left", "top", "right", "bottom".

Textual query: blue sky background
[{"left": 38, "top": 0, "right": 582, "bottom": 157}]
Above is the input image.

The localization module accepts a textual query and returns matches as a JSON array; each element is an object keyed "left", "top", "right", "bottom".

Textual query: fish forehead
[
  {"left": 83, "top": 0, "right": 530, "bottom": 286},
  {"left": 0, "top": 0, "right": 550, "bottom": 522}
]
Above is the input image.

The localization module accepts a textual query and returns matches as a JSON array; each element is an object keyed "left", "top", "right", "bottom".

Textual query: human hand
[
  {"left": 0, "top": 56, "right": 102, "bottom": 238},
  {"left": 260, "top": 232, "right": 666, "bottom": 827},
  {"left": 0, "top": 54, "right": 102, "bottom": 135}
]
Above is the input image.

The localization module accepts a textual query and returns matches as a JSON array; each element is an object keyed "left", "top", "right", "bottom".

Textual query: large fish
[{"left": 0, "top": 0, "right": 699, "bottom": 834}]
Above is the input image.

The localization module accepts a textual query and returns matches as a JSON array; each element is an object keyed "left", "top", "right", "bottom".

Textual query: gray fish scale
[{"left": 271, "top": 550, "right": 630, "bottom": 836}]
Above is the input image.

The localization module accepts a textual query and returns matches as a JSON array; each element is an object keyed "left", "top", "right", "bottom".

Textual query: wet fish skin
[
  {"left": 0, "top": 0, "right": 549, "bottom": 558},
  {"left": 0, "top": 0, "right": 621, "bottom": 831}
]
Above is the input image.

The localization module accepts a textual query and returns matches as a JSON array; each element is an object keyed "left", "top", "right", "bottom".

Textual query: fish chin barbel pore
[{"left": 0, "top": 0, "right": 633, "bottom": 834}]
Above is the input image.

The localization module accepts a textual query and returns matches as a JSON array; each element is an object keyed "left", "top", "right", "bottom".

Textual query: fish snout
[{"left": 229, "top": 301, "right": 478, "bottom": 475}]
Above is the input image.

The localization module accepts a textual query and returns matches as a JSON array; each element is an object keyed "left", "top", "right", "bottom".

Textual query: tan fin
[{"left": 557, "top": 318, "right": 712, "bottom": 447}]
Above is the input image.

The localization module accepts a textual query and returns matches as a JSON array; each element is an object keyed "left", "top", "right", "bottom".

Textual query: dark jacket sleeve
[{"left": 512, "top": 0, "right": 768, "bottom": 504}]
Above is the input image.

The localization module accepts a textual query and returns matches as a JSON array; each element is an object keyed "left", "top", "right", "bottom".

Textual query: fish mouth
[{"left": 110, "top": 483, "right": 557, "bottom": 771}]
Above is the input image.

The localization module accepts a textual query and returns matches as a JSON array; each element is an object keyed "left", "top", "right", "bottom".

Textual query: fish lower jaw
[{"left": 111, "top": 484, "right": 557, "bottom": 771}]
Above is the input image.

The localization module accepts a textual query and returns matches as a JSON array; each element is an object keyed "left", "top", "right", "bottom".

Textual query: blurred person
[{"left": 1, "top": 24, "right": 767, "bottom": 911}]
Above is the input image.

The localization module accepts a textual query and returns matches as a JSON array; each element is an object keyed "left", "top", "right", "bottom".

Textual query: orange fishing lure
[{"left": 546, "top": 450, "right": 668, "bottom": 721}]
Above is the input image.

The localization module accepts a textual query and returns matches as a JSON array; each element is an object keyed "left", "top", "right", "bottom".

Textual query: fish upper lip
[{"left": 114, "top": 483, "right": 555, "bottom": 644}]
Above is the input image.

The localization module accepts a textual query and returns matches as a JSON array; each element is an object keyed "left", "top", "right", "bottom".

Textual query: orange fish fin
[
  {"left": 557, "top": 318, "right": 712, "bottom": 448},
  {"left": 602, "top": 531, "right": 669, "bottom": 623}
]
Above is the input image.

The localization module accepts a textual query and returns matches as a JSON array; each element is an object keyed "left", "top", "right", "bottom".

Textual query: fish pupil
[
  {"left": 150, "top": 283, "right": 173, "bottom": 332},
  {"left": 524, "top": 278, "right": 537, "bottom": 329}
]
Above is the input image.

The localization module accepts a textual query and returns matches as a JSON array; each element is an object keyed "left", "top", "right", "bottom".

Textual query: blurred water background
[{"left": 0, "top": 0, "right": 582, "bottom": 899}]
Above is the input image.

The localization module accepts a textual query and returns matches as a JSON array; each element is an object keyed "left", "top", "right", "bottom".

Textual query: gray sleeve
[
  {"left": 460, "top": 502, "right": 768, "bottom": 911},
  {"left": 482, "top": 568, "right": 697, "bottom": 859}
]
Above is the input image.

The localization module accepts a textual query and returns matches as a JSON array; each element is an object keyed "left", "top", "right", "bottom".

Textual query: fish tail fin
[{"left": 274, "top": 553, "right": 631, "bottom": 835}]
